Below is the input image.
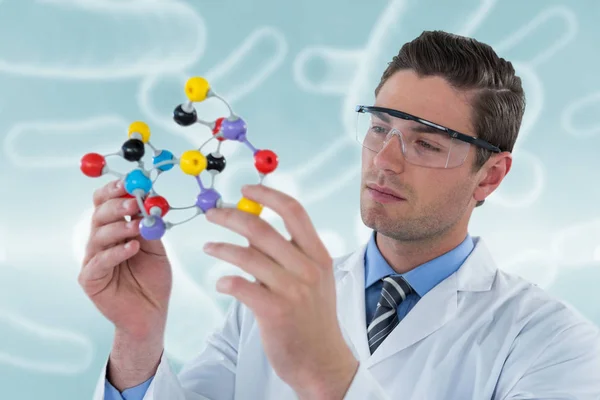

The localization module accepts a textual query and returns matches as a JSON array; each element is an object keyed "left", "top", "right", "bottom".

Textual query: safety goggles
[{"left": 355, "top": 105, "right": 501, "bottom": 169}]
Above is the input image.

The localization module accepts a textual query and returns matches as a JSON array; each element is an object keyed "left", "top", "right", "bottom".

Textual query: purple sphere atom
[
  {"left": 196, "top": 189, "right": 221, "bottom": 212},
  {"left": 220, "top": 117, "right": 247, "bottom": 141},
  {"left": 139, "top": 216, "right": 166, "bottom": 240}
]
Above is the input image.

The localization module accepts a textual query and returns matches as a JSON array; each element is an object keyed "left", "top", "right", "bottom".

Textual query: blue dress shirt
[
  {"left": 364, "top": 231, "right": 474, "bottom": 325},
  {"left": 104, "top": 231, "right": 474, "bottom": 399},
  {"left": 105, "top": 376, "right": 153, "bottom": 400}
]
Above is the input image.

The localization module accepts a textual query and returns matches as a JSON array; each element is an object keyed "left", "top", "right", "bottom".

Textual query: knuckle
[
  {"left": 303, "top": 267, "right": 320, "bottom": 285},
  {"left": 247, "top": 219, "right": 268, "bottom": 238},
  {"left": 90, "top": 205, "right": 103, "bottom": 225},
  {"left": 92, "top": 185, "right": 107, "bottom": 207},
  {"left": 86, "top": 253, "right": 102, "bottom": 272},
  {"left": 286, "top": 283, "right": 308, "bottom": 303},
  {"left": 283, "top": 198, "right": 303, "bottom": 216}
]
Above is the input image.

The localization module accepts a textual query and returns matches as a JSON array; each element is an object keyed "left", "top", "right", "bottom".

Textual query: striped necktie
[{"left": 367, "top": 275, "right": 413, "bottom": 354}]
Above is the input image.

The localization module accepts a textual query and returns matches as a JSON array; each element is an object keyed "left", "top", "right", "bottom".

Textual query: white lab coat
[{"left": 93, "top": 236, "right": 600, "bottom": 399}]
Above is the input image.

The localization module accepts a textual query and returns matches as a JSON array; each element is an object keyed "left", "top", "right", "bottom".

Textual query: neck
[{"left": 375, "top": 224, "right": 468, "bottom": 274}]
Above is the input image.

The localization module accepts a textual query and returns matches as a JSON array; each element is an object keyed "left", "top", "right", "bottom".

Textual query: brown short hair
[{"left": 375, "top": 30, "right": 526, "bottom": 206}]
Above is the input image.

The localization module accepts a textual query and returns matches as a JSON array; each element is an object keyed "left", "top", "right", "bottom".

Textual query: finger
[
  {"left": 241, "top": 184, "right": 330, "bottom": 264},
  {"left": 79, "top": 240, "right": 139, "bottom": 285},
  {"left": 92, "top": 197, "right": 140, "bottom": 228},
  {"left": 216, "top": 275, "right": 277, "bottom": 317},
  {"left": 92, "top": 179, "right": 126, "bottom": 207},
  {"left": 88, "top": 219, "right": 140, "bottom": 253},
  {"left": 205, "top": 208, "right": 313, "bottom": 281},
  {"left": 203, "top": 242, "right": 295, "bottom": 294}
]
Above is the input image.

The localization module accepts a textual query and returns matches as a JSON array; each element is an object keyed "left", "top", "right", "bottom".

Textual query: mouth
[{"left": 366, "top": 184, "right": 406, "bottom": 202}]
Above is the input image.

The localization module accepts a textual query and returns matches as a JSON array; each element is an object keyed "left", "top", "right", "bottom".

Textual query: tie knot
[{"left": 379, "top": 275, "right": 412, "bottom": 309}]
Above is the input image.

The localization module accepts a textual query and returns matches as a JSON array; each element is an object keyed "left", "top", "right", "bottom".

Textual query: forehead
[{"left": 375, "top": 69, "right": 475, "bottom": 136}]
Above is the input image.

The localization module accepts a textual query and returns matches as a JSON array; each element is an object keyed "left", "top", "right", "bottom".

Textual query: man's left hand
[{"left": 203, "top": 184, "right": 359, "bottom": 400}]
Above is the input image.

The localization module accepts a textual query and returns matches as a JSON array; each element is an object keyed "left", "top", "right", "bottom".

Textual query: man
[{"left": 81, "top": 31, "right": 600, "bottom": 399}]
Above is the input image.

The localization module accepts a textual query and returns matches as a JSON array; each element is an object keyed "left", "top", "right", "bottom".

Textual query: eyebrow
[
  {"left": 408, "top": 124, "right": 447, "bottom": 135},
  {"left": 373, "top": 111, "right": 447, "bottom": 134},
  {"left": 372, "top": 109, "right": 452, "bottom": 135},
  {"left": 372, "top": 111, "right": 392, "bottom": 123}
]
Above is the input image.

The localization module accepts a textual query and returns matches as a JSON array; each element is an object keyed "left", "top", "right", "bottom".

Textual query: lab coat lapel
[
  {"left": 334, "top": 243, "right": 372, "bottom": 362},
  {"left": 365, "top": 270, "right": 458, "bottom": 367},
  {"left": 365, "top": 236, "right": 497, "bottom": 367},
  {"left": 334, "top": 236, "right": 498, "bottom": 369}
]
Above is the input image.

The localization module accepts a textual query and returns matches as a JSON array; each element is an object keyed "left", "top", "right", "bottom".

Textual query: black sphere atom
[
  {"left": 122, "top": 138, "right": 145, "bottom": 162},
  {"left": 207, "top": 153, "right": 226, "bottom": 173},
  {"left": 173, "top": 104, "right": 198, "bottom": 126}
]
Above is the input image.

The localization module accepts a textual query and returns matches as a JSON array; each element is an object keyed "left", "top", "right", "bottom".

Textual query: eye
[
  {"left": 416, "top": 140, "right": 441, "bottom": 152},
  {"left": 369, "top": 124, "right": 388, "bottom": 135}
]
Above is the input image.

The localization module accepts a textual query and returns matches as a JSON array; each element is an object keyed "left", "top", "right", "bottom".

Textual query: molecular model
[{"left": 80, "top": 76, "right": 279, "bottom": 240}]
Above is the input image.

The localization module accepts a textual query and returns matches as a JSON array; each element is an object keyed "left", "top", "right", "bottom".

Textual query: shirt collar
[{"left": 364, "top": 231, "right": 475, "bottom": 297}]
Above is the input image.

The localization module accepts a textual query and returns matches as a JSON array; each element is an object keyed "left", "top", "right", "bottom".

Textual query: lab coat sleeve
[
  {"left": 500, "top": 321, "right": 600, "bottom": 400},
  {"left": 343, "top": 362, "right": 389, "bottom": 400},
  {"left": 92, "top": 300, "right": 243, "bottom": 400}
]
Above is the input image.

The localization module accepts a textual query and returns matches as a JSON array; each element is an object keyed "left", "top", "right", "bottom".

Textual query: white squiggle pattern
[
  {"left": 137, "top": 26, "right": 288, "bottom": 144},
  {"left": 293, "top": 48, "right": 362, "bottom": 95},
  {"left": 455, "top": 0, "right": 500, "bottom": 37},
  {"left": 485, "top": 148, "right": 545, "bottom": 208},
  {"left": 510, "top": 63, "right": 543, "bottom": 144},
  {"left": 205, "top": 26, "right": 288, "bottom": 104},
  {"left": 0, "top": 309, "right": 93, "bottom": 374},
  {"left": 561, "top": 91, "right": 600, "bottom": 138},
  {"left": 4, "top": 116, "right": 128, "bottom": 168},
  {"left": 0, "top": 0, "right": 206, "bottom": 79},
  {"left": 493, "top": 6, "right": 578, "bottom": 68}
]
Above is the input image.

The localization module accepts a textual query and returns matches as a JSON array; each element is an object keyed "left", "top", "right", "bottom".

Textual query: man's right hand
[{"left": 78, "top": 178, "right": 173, "bottom": 390}]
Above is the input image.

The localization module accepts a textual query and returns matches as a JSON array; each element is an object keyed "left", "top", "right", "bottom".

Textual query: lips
[{"left": 367, "top": 184, "right": 405, "bottom": 200}]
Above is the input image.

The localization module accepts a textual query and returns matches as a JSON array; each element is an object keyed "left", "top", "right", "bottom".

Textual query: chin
[{"left": 360, "top": 192, "right": 390, "bottom": 226}]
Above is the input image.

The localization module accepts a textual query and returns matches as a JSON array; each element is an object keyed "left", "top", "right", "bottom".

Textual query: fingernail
[
  {"left": 123, "top": 199, "right": 133, "bottom": 209},
  {"left": 124, "top": 241, "right": 131, "bottom": 249}
]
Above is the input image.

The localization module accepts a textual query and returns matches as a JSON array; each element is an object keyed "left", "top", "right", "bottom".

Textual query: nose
[{"left": 372, "top": 130, "right": 405, "bottom": 173}]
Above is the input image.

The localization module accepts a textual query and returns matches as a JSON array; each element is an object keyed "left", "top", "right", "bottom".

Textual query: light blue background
[{"left": 0, "top": 0, "right": 599, "bottom": 398}]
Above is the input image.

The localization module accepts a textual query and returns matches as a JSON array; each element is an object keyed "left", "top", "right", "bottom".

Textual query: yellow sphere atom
[
  {"left": 128, "top": 121, "right": 151, "bottom": 143},
  {"left": 237, "top": 197, "right": 263, "bottom": 216},
  {"left": 179, "top": 150, "right": 207, "bottom": 176},
  {"left": 185, "top": 77, "right": 210, "bottom": 102}
]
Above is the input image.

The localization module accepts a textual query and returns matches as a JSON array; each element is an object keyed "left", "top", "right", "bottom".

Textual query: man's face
[{"left": 360, "top": 69, "right": 482, "bottom": 241}]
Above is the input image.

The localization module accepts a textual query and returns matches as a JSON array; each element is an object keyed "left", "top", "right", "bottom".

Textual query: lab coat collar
[{"left": 334, "top": 236, "right": 497, "bottom": 368}]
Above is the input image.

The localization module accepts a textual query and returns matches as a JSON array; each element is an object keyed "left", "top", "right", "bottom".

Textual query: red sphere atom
[
  {"left": 212, "top": 117, "right": 225, "bottom": 142},
  {"left": 144, "top": 195, "right": 170, "bottom": 217},
  {"left": 80, "top": 153, "right": 106, "bottom": 177},
  {"left": 254, "top": 149, "right": 278, "bottom": 174}
]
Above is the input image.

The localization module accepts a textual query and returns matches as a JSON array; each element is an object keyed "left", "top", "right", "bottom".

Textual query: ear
[{"left": 473, "top": 152, "right": 512, "bottom": 203}]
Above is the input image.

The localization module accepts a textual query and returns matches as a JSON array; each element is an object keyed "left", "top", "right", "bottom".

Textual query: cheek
[
  {"left": 361, "top": 149, "right": 374, "bottom": 174},
  {"left": 416, "top": 173, "right": 469, "bottom": 207}
]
